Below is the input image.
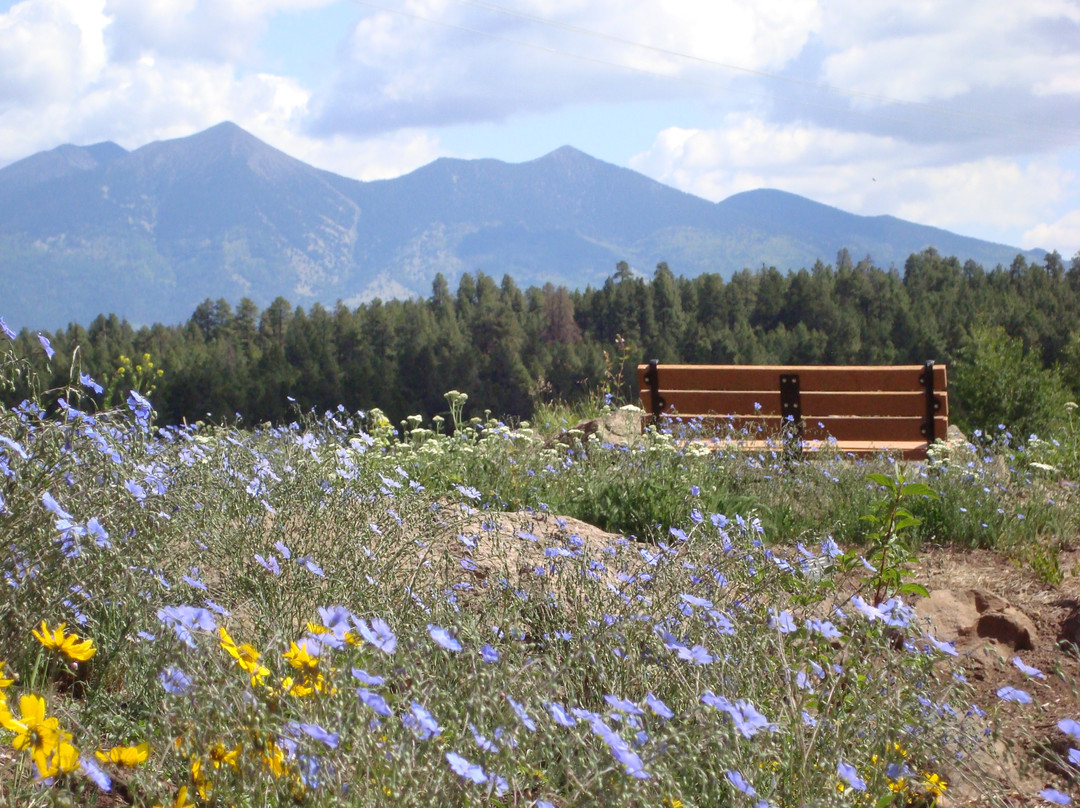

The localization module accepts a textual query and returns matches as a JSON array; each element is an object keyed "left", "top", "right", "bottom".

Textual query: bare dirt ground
[{"left": 907, "top": 547, "right": 1080, "bottom": 806}]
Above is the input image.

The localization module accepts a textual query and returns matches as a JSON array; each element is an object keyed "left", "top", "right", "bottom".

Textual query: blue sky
[{"left": 1, "top": 0, "right": 1079, "bottom": 257}]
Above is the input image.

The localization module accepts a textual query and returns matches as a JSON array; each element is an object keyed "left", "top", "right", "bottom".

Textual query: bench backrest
[{"left": 637, "top": 361, "right": 948, "bottom": 455}]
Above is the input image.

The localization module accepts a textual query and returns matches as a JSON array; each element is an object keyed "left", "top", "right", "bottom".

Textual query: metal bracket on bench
[
  {"left": 644, "top": 359, "right": 664, "bottom": 427},
  {"left": 779, "top": 373, "right": 804, "bottom": 453},
  {"left": 919, "top": 359, "right": 938, "bottom": 443}
]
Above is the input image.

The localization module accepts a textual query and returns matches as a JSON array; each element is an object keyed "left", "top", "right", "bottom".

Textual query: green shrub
[{"left": 953, "top": 324, "right": 1070, "bottom": 438}]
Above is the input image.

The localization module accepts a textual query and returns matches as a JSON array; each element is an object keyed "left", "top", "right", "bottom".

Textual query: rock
[
  {"left": 563, "top": 405, "right": 643, "bottom": 449},
  {"left": 915, "top": 589, "right": 980, "bottom": 641},
  {"left": 915, "top": 588, "right": 1037, "bottom": 651},
  {"left": 1057, "top": 606, "right": 1080, "bottom": 651},
  {"left": 946, "top": 423, "right": 968, "bottom": 445},
  {"left": 976, "top": 609, "right": 1036, "bottom": 651}
]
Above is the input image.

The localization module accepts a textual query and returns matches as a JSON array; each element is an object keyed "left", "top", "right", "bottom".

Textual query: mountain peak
[
  {"left": 533, "top": 145, "right": 598, "bottom": 166},
  {"left": 183, "top": 121, "right": 267, "bottom": 154},
  {"left": 128, "top": 121, "right": 309, "bottom": 185},
  {"left": 0, "top": 139, "right": 127, "bottom": 194}
]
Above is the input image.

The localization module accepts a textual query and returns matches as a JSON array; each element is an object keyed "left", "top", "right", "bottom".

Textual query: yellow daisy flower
[
  {"left": 96, "top": 742, "right": 149, "bottom": 767},
  {"left": 922, "top": 772, "right": 947, "bottom": 796},
  {"left": 283, "top": 640, "right": 320, "bottom": 673},
  {"left": 33, "top": 621, "right": 96, "bottom": 662},
  {"left": 0, "top": 693, "right": 73, "bottom": 777},
  {"left": 262, "top": 740, "right": 290, "bottom": 778},
  {"left": 0, "top": 660, "right": 14, "bottom": 688},
  {"left": 219, "top": 628, "right": 269, "bottom": 685},
  {"left": 191, "top": 743, "right": 241, "bottom": 799},
  {"left": 38, "top": 740, "right": 80, "bottom": 779}
]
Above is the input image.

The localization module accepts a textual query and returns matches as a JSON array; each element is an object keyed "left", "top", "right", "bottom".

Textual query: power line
[
  {"left": 451, "top": 0, "right": 1079, "bottom": 139},
  {"left": 348, "top": 0, "right": 1077, "bottom": 145}
]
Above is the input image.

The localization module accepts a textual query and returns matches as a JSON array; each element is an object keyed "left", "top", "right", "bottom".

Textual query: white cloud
[
  {"left": 102, "top": 0, "right": 338, "bottom": 63},
  {"left": 0, "top": 0, "right": 109, "bottom": 105},
  {"left": 1024, "top": 212, "right": 1080, "bottom": 258},
  {"left": 259, "top": 126, "right": 442, "bottom": 182},
  {"left": 816, "top": 0, "right": 1080, "bottom": 105},
  {"left": 629, "top": 116, "right": 1071, "bottom": 239},
  {"left": 310, "top": 0, "right": 823, "bottom": 135}
]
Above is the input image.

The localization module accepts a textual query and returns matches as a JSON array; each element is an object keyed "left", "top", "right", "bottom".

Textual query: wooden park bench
[{"left": 637, "top": 361, "right": 948, "bottom": 459}]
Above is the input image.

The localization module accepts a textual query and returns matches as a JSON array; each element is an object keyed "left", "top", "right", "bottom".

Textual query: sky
[{"left": 1, "top": 0, "right": 1079, "bottom": 258}]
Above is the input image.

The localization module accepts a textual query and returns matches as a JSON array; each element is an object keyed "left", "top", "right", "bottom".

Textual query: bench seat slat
[
  {"left": 636, "top": 364, "right": 948, "bottom": 393},
  {"left": 657, "top": 414, "right": 948, "bottom": 443},
  {"left": 642, "top": 389, "right": 949, "bottom": 419},
  {"left": 675, "top": 438, "right": 933, "bottom": 460}
]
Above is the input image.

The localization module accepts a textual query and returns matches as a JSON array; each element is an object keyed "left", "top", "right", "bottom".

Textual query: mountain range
[{"left": 0, "top": 121, "right": 1046, "bottom": 330}]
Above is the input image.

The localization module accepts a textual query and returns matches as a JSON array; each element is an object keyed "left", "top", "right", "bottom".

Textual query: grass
[{"left": 0, "top": 351, "right": 1078, "bottom": 806}]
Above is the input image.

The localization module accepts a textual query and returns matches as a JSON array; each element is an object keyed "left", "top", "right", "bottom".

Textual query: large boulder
[{"left": 915, "top": 589, "right": 1037, "bottom": 651}]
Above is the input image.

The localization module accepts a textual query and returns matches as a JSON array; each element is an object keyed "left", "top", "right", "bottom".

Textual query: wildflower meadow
[{"left": 0, "top": 328, "right": 1078, "bottom": 807}]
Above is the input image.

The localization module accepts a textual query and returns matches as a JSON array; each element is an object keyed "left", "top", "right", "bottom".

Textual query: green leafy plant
[{"left": 850, "top": 463, "right": 937, "bottom": 605}]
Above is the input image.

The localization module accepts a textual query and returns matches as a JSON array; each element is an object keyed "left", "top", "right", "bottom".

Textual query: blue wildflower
[
  {"left": 769, "top": 610, "right": 796, "bottom": 633},
  {"left": 680, "top": 593, "right": 713, "bottom": 608},
  {"left": 351, "top": 668, "right": 386, "bottom": 686},
  {"left": 1039, "top": 789, "right": 1071, "bottom": 805},
  {"left": 837, "top": 760, "right": 865, "bottom": 791},
  {"left": 605, "top": 695, "right": 643, "bottom": 716},
  {"left": 0, "top": 317, "right": 14, "bottom": 340},
  {"left": 806, "top": 619, "right": 842, "bottom": 640},
  {"left": 851, "top": 595, "right": 885, "bottom": 621},
  {"left": 428, "top": 624, "right": 462, "bottom": 652},
  {"left": 726, "top": 770, "right": 756, "bottom": 796},
  {"left": 469, "top": 723, "right": 498, "bottom": 752},
  {"left": 203, "top": 599, "right": 229, "bottom": 617},
  {"left": 295, "top": 556, "right": 324, "bottom": 577},
  {"left": 288, "top": 722, "right": 339, "bottom": 749},
  {"left": 490, "top": 772, "right": 510, "bottom": 796},
  {"left": 480, "top": 644, "right": 499, "bottom": 663},
  {"left": 588, "top": 718, "right": 649, "bottom": 779},
  {"left": 1058, "top": 718, "right": 1080, "bottom": 739},
  {"left": 357, "top": 688, "right": 392, "bottom": 717},
  {"left": 156, "top": 605, "right": 215, "bottom": 648},
  {"left": 403, "top": 702, "right": 441, "bottom": 739},
  {"left": 79, "top": 373, "right": 104, "bottom": 394},
  {"left": 182, "top": 570, "right": 207, "bottom": 590},
  {"left": 254, "top": 554, "right": 280, "bottom": 575},
  {"left": 547, "top": 702, "right": 577, "bottom": 728},
  {"left": 446, "top": 751, "right": 487, "bottom": 785},
  {"left": 127, "top": 390, "right": 152, "bottom": 419},
  {"left": 158, "top": 667, "right": 192, "bottom": 694},
  {"left": 0, "top": 435, "right": 29, "bottom": 459},
  {"left": 924, "top": 634, "right": 958, "bottom": 657},
  {"left": 677, "top": 644, "right": 713, "bottom": 665},
  {"left": 701, "top": 693, "right": 776, "bottom": 738},
  {"left": 86, "top": 517, "right": 109, "bottom": 548},
  {"left": 646, "top": 692, "right": 673, "bottom": 719},
  {"left": 124, "top": 479, "right": 147, "bottom": 501},
  {"left": 80, "top": 756, "right": 111, "bottom": 791},
  {"left": 37, "top": 333, "right": 55, "bottom": 359},
  {"left": 1011, "top": 656, "right": 1045, "bottom": 679},
  {"left": 996, "top": 686, "right": 1032, "bottom": 704},
  {"left": 508, "top": 695, "right": 536, "bottom": 731}
]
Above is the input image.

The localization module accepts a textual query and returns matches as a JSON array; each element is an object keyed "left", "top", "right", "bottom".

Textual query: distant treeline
[{"left": 6, "top": 247, "right": 1080, "bottom": 433}]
